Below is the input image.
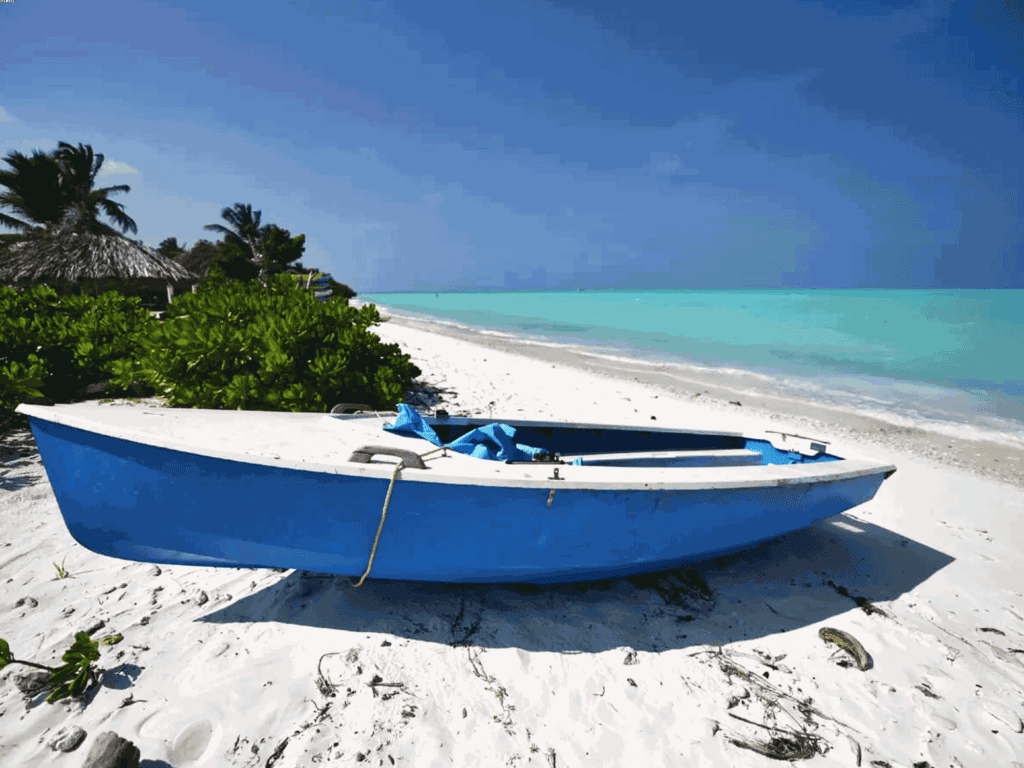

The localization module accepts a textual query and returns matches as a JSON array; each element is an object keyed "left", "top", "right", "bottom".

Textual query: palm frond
[
  {"left": 94, "top": 196, "right": 138, "bottom": 235},
  {"left": 0, "top": 211, "right": 37, "bottom": 233},
  {"left": 55, "top": 142, "right": 103, "bottom": 189},
  {"left": 219, "top": 204, "right": 262, "bottom": 236},
  {"left": 0, "top": 150, "right": 66, "bottom": 227},
  {"left": 205, "top": 205, "right": 264, "bottom": 257},
  {"left": 95, "top": 184, "right": 131, "bottom": 196}
]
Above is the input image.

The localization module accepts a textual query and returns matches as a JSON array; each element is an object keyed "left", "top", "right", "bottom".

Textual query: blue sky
[{"left": 2, "top": 0, "right": 1021, "bottom": 291}]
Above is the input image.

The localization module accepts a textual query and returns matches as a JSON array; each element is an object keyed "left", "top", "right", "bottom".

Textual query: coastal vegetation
[
  {"left": 0, "top": 631, "right": 122, "bottom": 704},
  {"left": 0, "top": 141, "right": 412, "bottom": 415},
  {"left": 107, "top": 273, "right": 419, "bottom": 411},
  {"left": 0, "top": 285, "right": 152, "bottom": 409}
]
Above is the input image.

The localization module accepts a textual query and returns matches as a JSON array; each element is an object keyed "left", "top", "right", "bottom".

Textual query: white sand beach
[{"left": 2, "top": 309, "right": 1024, "bottom": 767}]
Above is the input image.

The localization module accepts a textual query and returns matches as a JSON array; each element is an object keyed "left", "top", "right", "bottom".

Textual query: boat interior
[
  {"left": 435, "top": 419, "right": 838, "bottom": 467},
  {"left": 330, "top": 409, "right": 842, "bottom": 469}
]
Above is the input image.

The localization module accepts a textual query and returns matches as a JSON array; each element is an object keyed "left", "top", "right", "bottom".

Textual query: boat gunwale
[
  {"left": 15, "top": 403, "right": 897, "bottom": 491},
  {"left": 327, "top": 411, "right": 752, "bottom": 438}
]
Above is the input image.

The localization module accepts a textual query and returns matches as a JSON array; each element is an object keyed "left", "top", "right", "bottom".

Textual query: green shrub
[
  {"left": 107, "top": 272, "right": 420, "bottom": 411},
  {"left": 0, "top": 285, "right": 152, "bottom": 410},
  {"left": 1, "top": 631, "right": 121, "bottom": 703}
]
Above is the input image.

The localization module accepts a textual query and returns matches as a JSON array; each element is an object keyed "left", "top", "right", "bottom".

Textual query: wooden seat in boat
[{"left": 565, "top": 449, "right": 762, "bottom": 468}]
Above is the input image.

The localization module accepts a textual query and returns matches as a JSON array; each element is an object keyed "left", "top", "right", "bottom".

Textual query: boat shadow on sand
[{"left": 200, "top": 514, "right": 952, "bottom": 654}]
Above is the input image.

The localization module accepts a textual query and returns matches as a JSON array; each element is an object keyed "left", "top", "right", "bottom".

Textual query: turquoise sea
[{"left": 360, "top": 290, "right": 1024, "bottom": 447}]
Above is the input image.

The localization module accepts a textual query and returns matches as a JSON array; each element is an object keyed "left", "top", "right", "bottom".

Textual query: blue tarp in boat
[{"left": 384, "top": 404, "right": 549, "bottom": 462}]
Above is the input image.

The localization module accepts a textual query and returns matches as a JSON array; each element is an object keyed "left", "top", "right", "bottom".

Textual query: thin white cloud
[
  {"left": 99, "top": 160, "right": 140, "bottom": 176},
  {"left": 0, "top": 107, "right": 12, "bottom": 123},
  {"left": 646, "top": 152, "right": 699, "bottom": 177}
]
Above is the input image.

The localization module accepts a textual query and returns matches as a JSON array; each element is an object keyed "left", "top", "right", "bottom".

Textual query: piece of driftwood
[
  {"left": 80, "top": 731, "right": 140, "bottom": 768},
  {"left": 818, "top": 627, "right": 873, "bottom": 671}
]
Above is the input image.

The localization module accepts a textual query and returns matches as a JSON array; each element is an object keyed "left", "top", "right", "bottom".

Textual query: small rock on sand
[
  {"left": 81, "top": 731, "right": 141, "bottom": 768},
  {"left": 14, "top": 670, "right": 50, "bottom": 696}
]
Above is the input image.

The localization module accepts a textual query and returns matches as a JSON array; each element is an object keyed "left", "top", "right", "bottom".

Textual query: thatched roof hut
[{"left": 0, "top": 228, "right": 200, "bottom": 304}]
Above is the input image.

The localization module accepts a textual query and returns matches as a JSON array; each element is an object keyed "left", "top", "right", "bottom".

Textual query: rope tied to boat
[{"left": 350, "top": 446, "right": 445, "bottom": 588}]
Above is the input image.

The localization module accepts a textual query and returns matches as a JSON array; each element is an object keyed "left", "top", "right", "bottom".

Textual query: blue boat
[{"left": 14, "top": 402, "right": 896, "bottom": 584}]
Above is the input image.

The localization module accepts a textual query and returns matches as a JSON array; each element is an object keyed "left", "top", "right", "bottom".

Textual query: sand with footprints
[{"left": 2, "top": 309, "right": 1023, "bottom": 766}]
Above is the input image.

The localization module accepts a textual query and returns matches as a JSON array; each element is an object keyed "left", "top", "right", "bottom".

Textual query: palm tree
[
  {"left": 0, "top": 149, "right": 65, "bottom": 235},
  {"left": 203, "top": 203, "right": 269, "bottom": 287},
  {"left": 0, "top": 142, "right": 156, "bottom": 298},
  {"left": 0, "top": 142, "right": 138, "bottom": 239},
  {"left": 51, "top": 142, "right": 137, "bottom": 237}
]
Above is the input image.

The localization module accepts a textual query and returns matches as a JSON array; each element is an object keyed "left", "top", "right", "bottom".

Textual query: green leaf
[
  {"left": 69, "top": 665, "right": 91, "bottom": 696},
  {"left": 62, "top": 632, "right": 100, "bottom": 665},
  {"left": 45, "top": 664, "right": 79, "bottom": 701}
]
